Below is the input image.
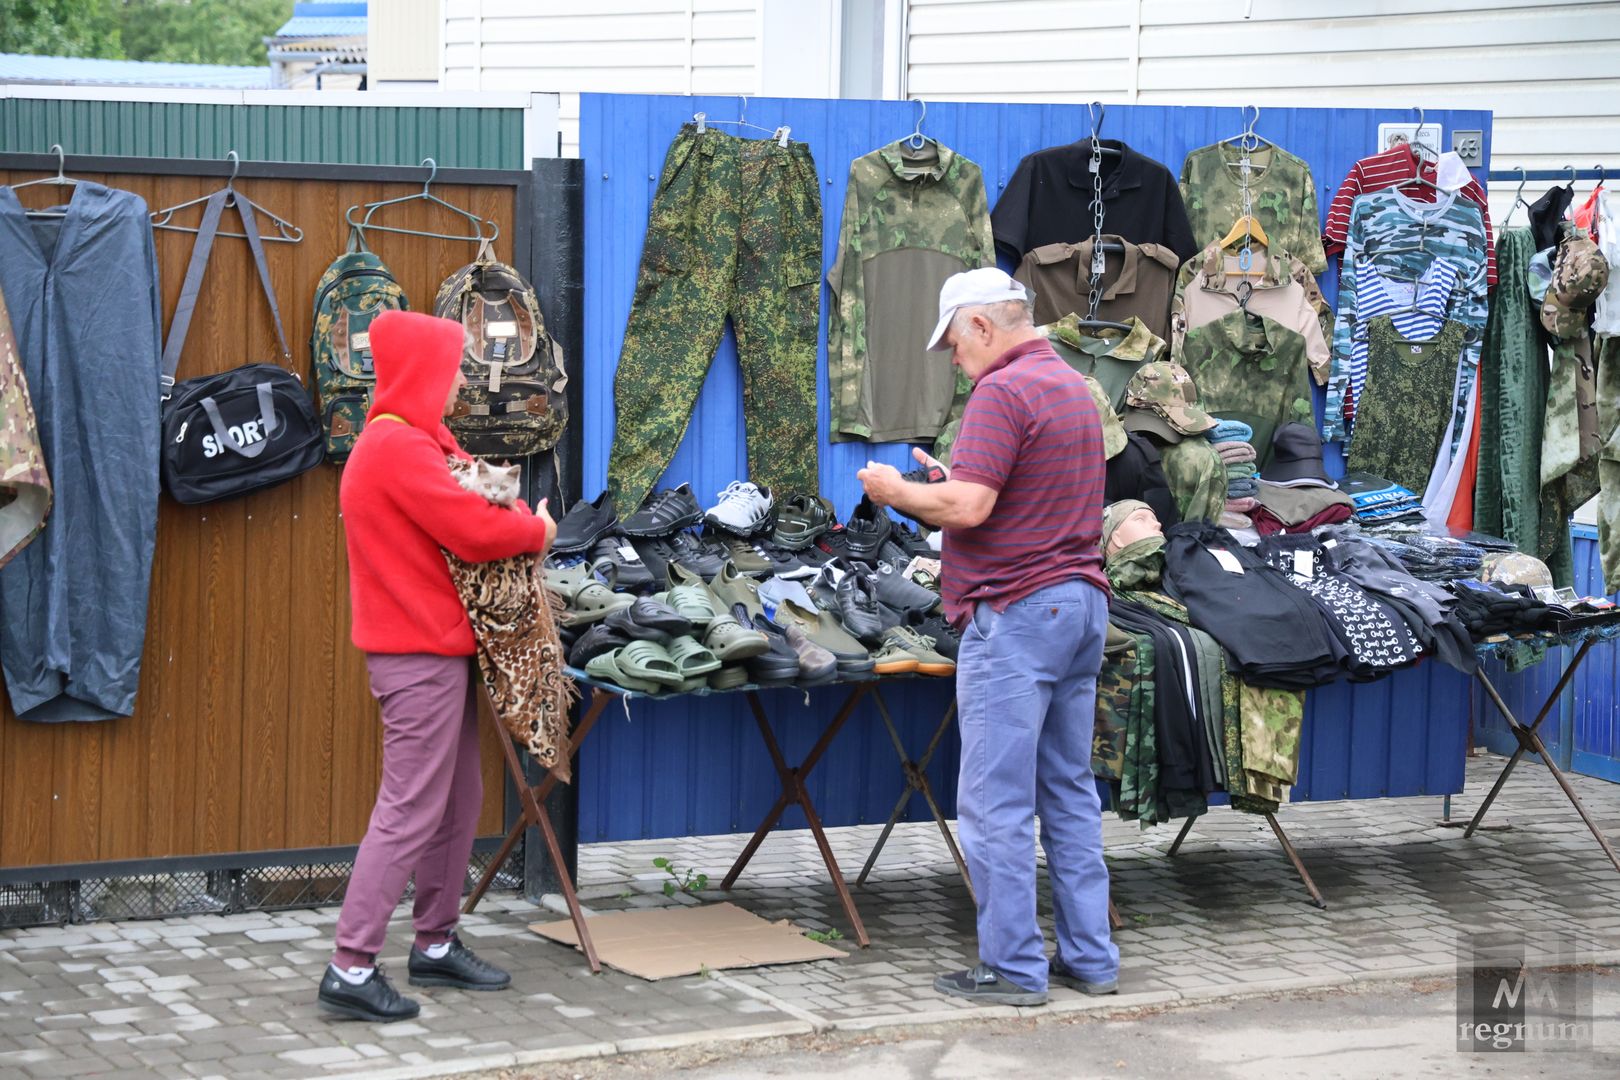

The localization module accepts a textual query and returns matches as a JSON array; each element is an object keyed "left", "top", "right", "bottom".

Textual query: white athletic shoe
[{"left": 704, "top": 481, "right": 775, "bottom": 536}]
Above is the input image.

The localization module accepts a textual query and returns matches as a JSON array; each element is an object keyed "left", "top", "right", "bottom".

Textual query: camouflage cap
[
  {"left": 1082, "top": 374, "right": 1127, "bottom": 459},
  {"left": 1123, "top": 361, "right": 1218, "bottom": 436},
  {"left": 1482, "top": 552, "right": 1554, "bottom": 590},
  {"left": 1540, "top": 230, "right": 1610, "bottom": 339}
]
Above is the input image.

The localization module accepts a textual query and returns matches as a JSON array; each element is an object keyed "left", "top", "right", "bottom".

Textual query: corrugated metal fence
[
  {"left": 573, "top": 93, "right": 1499, "bottom": 843},
  {"left": 0, "top": 95, "right": 526, "bottom": 169}
]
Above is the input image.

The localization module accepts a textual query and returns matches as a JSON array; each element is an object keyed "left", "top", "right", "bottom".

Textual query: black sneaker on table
[
  {"left": 590, "top": 533, "right": 655, "bottom": 591},
  {"left": 933, "top": 963, "right": 1046, "bottom": 1006},
  {"left": 551, "top": 491, "right": 618, "bottom": 554},
  {"left": 407, "top": 935, "right": 511, "bottom": 991},
  {"left": 621, "top": 483, "right": 703, "bottom": 537},
  {"left": 317, "top": 964, "right": 421, "bottom": 1022},
  {"left": 669, "top": 530, "right": 728, "bottom": 580},
  {"left": 907, "top": 610, "right": 961, "bottom": 661},
  {"left": 772, "top": 493, "right": 836, "bottom": 550}
]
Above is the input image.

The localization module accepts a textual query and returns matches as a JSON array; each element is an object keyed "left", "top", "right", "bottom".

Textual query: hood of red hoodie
[{"left": 368, "top": 310, "right": 465, "bottom": 435}]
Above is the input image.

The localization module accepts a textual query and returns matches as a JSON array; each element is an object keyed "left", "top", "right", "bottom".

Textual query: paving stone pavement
[{"left": 2, "top": 751, "right": 1619, "bottom": 1079}]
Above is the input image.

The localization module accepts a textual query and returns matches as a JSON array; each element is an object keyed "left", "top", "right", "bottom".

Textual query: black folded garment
[
  {"left": 1160, "top": 522, "right": 1351, "bottom": 689},
  {"left": 1449, "top": 580, "right": 1570, "bottom": 638}
]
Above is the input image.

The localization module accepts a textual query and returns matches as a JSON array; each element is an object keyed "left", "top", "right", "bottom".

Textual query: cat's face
[{"left": 448, "top": 458, "right": 521, "bottom": 505}]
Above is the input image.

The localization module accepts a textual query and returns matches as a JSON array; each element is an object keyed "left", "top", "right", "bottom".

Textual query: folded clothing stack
[
  {"left": 1339, "top": 471, "right": 1426, "bottom": 525},
  {"left": 1449, "top": 580, "right": 1569, "bottom": 638},
  {"left": 1360, "top": 532, "right": 1485, "bottom": 582},
  {"left": 1211, "top": 417, "right": 1261, "bottom": 530},
  {"left": 1253, "top": 480, "right": 1355, "bottom": 537}
]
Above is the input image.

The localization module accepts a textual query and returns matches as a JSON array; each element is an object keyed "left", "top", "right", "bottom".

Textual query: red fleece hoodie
[{"left": 340, "top": 311, "right": 549, "bottom": 655}]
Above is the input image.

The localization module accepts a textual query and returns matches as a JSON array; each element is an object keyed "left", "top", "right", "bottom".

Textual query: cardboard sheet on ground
[{"left": 530, "top": 902, "right": 843, "bottom": 980}]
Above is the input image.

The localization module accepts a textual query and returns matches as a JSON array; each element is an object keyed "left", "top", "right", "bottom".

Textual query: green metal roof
[{"left": 0, "top": 97, "right": 524, "bottom": 170}]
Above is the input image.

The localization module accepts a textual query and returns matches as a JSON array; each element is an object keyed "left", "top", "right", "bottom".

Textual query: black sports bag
[{"left": 160, "top": 189, "right": 323, "bottom": 504}]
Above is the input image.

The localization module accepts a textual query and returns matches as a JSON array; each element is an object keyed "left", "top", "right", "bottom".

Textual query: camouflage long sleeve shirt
[
  {"left": 827, "top": 139, "right": 994, "bottom": 442},
  {"left": 1178, "top": 142, "right": 1327, "bottom": 275}
]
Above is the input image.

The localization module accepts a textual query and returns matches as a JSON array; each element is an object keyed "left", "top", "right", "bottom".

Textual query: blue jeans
[{"left": 956, "top": 579, "right": 1117, "bottom": 991}]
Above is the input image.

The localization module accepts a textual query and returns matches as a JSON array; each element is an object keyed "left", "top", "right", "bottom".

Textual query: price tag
[
  {"left": 1209, "top": 547, "right": 1245, "bottom": 574},
  {"left": 351, "top": 331, "right": 371, "bottom": 351},
  {"left": 1089, "top": 158, "right": 1100, "bottom": 174},
  {"left": 1323, "top": 539, "right": 1338, "bottom": 549},
  {"left": 1091, "top": 249, "right": 1106, "bottom": 277},
  {"left": 486, "top": 320, "right": 518, "bottom": 338},
  {"left": 1292, "top": 549, "right": 1315, "bottom": 578},
  {"left": 618, "top": 544, "right": 639, "bottom": 561}
]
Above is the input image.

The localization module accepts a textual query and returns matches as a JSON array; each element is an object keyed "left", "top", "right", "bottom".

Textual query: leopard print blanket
[{"left": 444, "top": 460, "right": 578, "bottom": 781}]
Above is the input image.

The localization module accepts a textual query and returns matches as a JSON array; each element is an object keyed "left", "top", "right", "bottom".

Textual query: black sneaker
[
  {"left": 552, "top": 492, "right": 618, "bottom": 554},
  {"left": 1049, "top": 959, "right": 1118, "bottom": 996},
  {"left": 876, "top": 539, "right": 913, "bottom": 570},
  {"left": 318, "top": 963, "right": 421, "bottom": 1022},
  {"left": 622, "top": 483, "right": 703, "bottom": 537},
  {"left": 869, "top": 562, "right": 940, "bottom": 615},
  {"left": 773, "top": 493, "right": 836, "bottom": 550},
  {"left": 590, "top": 533, "right": 655, "bottom": 591},
  {"left": 900, "top": 463, "right": 948, "bottom": 484},
  {"left": 567, "top": 623, "right": 630, "bottom": 668},
  {"left": 907, "top": 610, "right": 960, "bottom": 661},
  {"left": 744, "top": 615, "right": 801, "bottom": 685},
  {"left": 832, "top": 566, "right": 888, "bottom": 645},
  {"left": 891, "top": 521, "right": 936, "bottom": 559},
  {"left": 820, "top": 497, "right": 891, "bottom": 564},
  {"left": 933, "top": 963, "right": 1046, "bottom": 1007},
  {"left": 669, "top": 530, "right": 728, "bottom": 580},
  {"left": 407, "top": 935, "right": 511, "bottom": 991}
]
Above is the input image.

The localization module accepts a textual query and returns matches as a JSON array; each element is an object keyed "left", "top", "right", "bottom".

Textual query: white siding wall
[
  {"left": 905, "top": 0, "right": 1620, "bottom": 221},
  {"left": 439, "top": 0, "right": 760, "bottom": 155}
]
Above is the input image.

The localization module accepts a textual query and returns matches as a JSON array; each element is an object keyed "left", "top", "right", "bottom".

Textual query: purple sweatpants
[{"left": 332, "top": 652, "right": 484, "bottom": 968}]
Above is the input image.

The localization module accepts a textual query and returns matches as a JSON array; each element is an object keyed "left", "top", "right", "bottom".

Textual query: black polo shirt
[{"left": 992, "top": 139, "right": 1197, "bottom": 266}]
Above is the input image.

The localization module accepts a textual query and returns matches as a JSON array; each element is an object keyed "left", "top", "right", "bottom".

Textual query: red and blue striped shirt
[{"left": 944, "top": 337, "right": 1109, "bottom": 627}]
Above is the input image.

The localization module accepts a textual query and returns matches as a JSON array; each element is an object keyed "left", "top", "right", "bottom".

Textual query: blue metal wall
[
  {"left": 1475, "top": 530, "right": 1620, "bottom": 784},
  {"left": 574, "top": 93, "right": 1492, "bottom": 843}
]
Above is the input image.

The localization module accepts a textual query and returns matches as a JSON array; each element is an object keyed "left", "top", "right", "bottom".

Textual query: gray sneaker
[
  {"left": 934, "top": 963, "right": 1046, "bottom": 1007},
  {"left": 1049, "top": 959, "right": 1118, "bottom": 996}
]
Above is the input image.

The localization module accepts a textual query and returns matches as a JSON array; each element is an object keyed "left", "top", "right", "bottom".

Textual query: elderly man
[{"left": 858, "top": 268, "right": 1117, "bottom": 1006}]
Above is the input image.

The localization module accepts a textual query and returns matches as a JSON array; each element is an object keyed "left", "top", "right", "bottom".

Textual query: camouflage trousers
[
  {"left": 607, "top": 126, "right": 822, "bottom": 516},
  {"left": 1599, "top": 335, "right": 1620, "bottom": 595}
]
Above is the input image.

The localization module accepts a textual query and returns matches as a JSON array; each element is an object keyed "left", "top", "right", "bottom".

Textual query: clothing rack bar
[{"left": 1485, "top": 169, "right": 1612, "bottom": 182}]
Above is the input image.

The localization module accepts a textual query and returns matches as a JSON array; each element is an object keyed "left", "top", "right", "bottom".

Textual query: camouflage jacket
[
  {"left": 0, "top": 288, "right": 49, "bottom": 570},
  {"left": 828, "top": 139, "right": 993, "bottom": 442},
  {"left": 933, "top": 315, "right": 1165, "bottom": 463},
  {"left": 1328, "top": 189, "right": 1488, "bottom": 443},
  {"left": 1179, "top": 142, "right": 1328, "bottom": 275},
  {"left": 1176, "top": 309, "right": 1314, "bottom": 470}
]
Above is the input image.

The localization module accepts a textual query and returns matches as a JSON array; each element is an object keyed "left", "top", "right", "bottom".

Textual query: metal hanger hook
[
  {"left": 1513, "top": 166, "right": 1528, "bottom": 202},
  {"left": 1414, "top": 105, "right": 1425, "bottom": 131},
  {"left": 908, "top": 97, "right": 928, "bottom": 149},
  {"left": 1596, "top": 163, "right": 1607, "bottom": 186},
  {"left": 49, "top": 143, "right": 65, "bottom": 181},
  {"left": 1566, "top": 164, "right": 1577, "bottom": 185},
  {"left": 226, "top": 150, "right": 240, "bottom": 186},
  {"left": 1088, "top": 101, "right": 1105, "bottom": 140},
  {"left": 421, "top": 157, "right": 438, "bottom": 193},
  {"left": 738, "top": 95, "right": 748, "bottom": 126}
]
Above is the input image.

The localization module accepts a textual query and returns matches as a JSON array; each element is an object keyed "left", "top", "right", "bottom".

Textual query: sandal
[
  {"left": 703, "top": 613, "right": 770, "bottom": 661},
  {"left": 583, "top": 647, "right": 661, "bottom": 693},
  {"left": 671, "top": 674, "right": 710, "bottom": 693},
  {"left": 617, "top": 639, "right": 684, "bottom": 688},
  {"left": 665, "top": 635, "right": 721, "bottom": 677},
  {"left": 546, "top": 565, "right": 633, "bottom": 625},
  {"left": 662, "top": 580, "right": 719, "bottom": 628}
]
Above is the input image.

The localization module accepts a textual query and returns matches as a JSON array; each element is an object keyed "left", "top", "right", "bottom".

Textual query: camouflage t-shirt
[
  {"left": 1179, "top": 142, "right": 1327, "bottom": 275},
  {"left": 828, "top": 139, "right": 994, "bottom": 443}
]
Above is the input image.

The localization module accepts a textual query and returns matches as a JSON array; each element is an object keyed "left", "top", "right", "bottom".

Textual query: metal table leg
[{"left": 721, "top": 684, "right": 872, "bottom": 947}]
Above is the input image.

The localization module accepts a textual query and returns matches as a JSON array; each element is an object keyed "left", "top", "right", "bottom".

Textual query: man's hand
[
  {"left": 857, "top": 460, "right": 904, "bottom": 507},
  {"left": 535, "top": 497, "right": 557, "bottom": 556},
  {"left": 912, "top": 446, "right": 949, "bottom": 480}
]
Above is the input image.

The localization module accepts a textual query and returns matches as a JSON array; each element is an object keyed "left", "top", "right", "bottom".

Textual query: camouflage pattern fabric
[
  {"left": 1540, "top": 228, "right": 1609, "bottom": 339},
  {"left": 1238, "top": 681, "right": 1304, "bottom": 799},
  {"left": 1328, "top": 191, "right": 1487, "bottom": 444},
  {"left": 933, "top": 315, "right": 1164, "bottom": 464},
  {"left": 1177, "top": 309, "right": 1314, "bottom": 470},
  {"left": 828, "top": 139, "right": 993, "bottom": 441},
  {"left": 1105, "top": 536, "right": 1166, "bottom": 591},
  {"left": 1092, "top": 636, "right": 1136, "bottom": 782},
  {"left": 1539, "top": 334, "right": 1601, "bottom": 588},
  {"left": 1110, "top": 630, "right": 1159, "bottom": 824},
  {"left": 1345, "top": 317, "right": 1467, "bottom": 496},
  {"left": 0, "top": 288, "right": 49, "bottom": 570},
  {"left": 1178, "top": 142, "right": 1327, "bottom": 274},
  {"left": 1598, "top": 334, "right": 1620, "bottom": 594},
  {"left": 1124, "top": 359, "right": 1217, "bottom": 435},
  {"left": 309, "top": 237, "right": 407, "bottom": 462},
  {"left": 1158, "top": 435, "right": 1227, "bottom": 525},
  {"left": 608, "top": 126, "right": 822, "bottom": 516}
]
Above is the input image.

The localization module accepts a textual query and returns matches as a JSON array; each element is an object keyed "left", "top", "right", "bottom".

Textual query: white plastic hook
[{"left": 909, "top": 98, "right": 928, "bottom": 150}]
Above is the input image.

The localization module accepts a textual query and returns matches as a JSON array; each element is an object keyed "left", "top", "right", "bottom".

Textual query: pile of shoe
[{"left": 543, "top": 482, "right": 961, "bottom": 693}]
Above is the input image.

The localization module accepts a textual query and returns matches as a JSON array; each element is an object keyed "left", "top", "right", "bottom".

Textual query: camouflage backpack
[
  {"left": 310, "top": 231, "right": 408, "bottom": 461},
  {"left": 434, "top": 239, "right": 568, "bottom": 459}
]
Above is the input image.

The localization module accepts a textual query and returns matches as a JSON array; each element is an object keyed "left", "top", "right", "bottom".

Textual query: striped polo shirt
[{"left": 943, "top": 337, "right": 1109, "bottom": 627}]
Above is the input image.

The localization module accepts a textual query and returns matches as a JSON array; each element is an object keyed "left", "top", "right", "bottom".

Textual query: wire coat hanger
[
  {"left": 151, "top": 151, "right": 303, "bottom": 244},
  {"left": 693, "top": 96, "right": 790, "bottom": 147},
  {"left": 344, "top": 158, "right": 499, "bottom": 245},
  {"left": 1085, "top": 101, "right": 1122, "bottom": 157},
  {"left": 1503, "top": 166, "right": 1530, "bottom": 228},
  {"left": 10, "top": 144, "right": 79, "bottom": 219},
  {"left": 906, "top": 98, "right": 935, "bottom": 151}
]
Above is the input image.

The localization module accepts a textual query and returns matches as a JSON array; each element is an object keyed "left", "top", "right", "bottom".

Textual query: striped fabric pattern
[{"left": 1342, "top": 259, "right": 1460, "bottom": 442}]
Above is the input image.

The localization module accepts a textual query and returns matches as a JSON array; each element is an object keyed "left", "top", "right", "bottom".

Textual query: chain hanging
[{"left": 1087, "top": 135, "right": 1107, "bottom": 321}]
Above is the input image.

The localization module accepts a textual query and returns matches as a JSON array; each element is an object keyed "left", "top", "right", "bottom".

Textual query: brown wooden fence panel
[{"left": 0, "top": 165, "right": 526, "bottom": 867}]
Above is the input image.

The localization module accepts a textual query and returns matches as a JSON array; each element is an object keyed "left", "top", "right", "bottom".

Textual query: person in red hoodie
[{"left": 318, "top": 310, "right": 554, "bottom": 1023}]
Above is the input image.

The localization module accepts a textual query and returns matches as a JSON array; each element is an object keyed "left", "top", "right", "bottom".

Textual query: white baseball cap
[{"left": 925, "top": 267, "right": 1031, "bottom": 351}]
